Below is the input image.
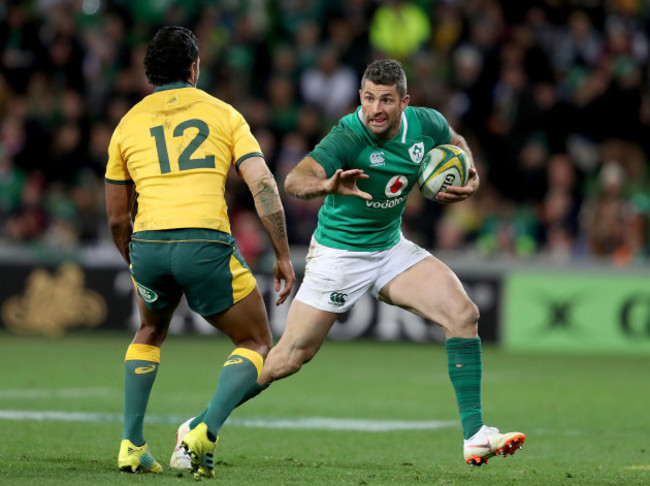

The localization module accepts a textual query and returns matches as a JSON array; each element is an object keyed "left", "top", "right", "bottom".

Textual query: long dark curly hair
[{"left": 144, "top": 26, "right": 199, "bottom": 86}]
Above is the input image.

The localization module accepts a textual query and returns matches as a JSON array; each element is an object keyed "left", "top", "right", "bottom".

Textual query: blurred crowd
[{"left": 1, "top": 0, "right": 649, "bottom": 267}]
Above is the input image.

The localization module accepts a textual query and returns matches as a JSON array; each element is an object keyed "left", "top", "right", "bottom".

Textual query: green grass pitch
[{"left": 0, "top": 331, "right": 647, "bottom": 485}]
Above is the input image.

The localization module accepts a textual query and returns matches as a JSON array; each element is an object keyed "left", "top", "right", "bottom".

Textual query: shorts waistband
[{"left": 132, "top": 228, "right": 233, "bottom": 244}]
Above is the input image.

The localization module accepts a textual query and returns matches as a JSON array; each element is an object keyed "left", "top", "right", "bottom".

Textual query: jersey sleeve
[
  {"left": 415, "top": 107, "right": 452, "bottom": 146},
  {"left": 308, "top": 124, "right": 363, "bottom": 177},
  {"left": 230, "top": 108, "right": 263, "bottom": 169},
  {"left": 105, "top": 125, "right": 132, "bottom": 184}
]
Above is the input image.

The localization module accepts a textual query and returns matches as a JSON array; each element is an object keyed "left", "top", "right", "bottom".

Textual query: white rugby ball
[{"left": 417, "top": 144, "right": 470, "bottom": 200}]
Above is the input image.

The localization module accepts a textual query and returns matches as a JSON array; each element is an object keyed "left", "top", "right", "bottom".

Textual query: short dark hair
[
  {"left": 144, "top": 26, "right": 199, "bottom": 86},
  {"left": 361, "top": 59, "right": 407, "bottom": 97}
]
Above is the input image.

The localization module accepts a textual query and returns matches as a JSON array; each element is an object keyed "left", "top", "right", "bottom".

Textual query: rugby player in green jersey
[
  {"left": 105, "top": 26, "right": 294, "bottom": 477},
  {"left": 258, "top": 59, "right": 526, "bottom": 466}
]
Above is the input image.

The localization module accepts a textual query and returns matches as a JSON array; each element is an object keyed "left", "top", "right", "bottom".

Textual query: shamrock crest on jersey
[{"left": 408, "top": 142, "right": 425, "bottom": 164}]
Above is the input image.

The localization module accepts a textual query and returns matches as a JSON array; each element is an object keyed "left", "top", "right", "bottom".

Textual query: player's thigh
[
  {"left": 203, "top": 285, "right": 272, "bottom": 354},
  {"left": 129, "top": 235, "right": 183, "bottom": 334},
  {"left": 168, "top": 229, "right": 269, "bottom": 350},
  {"left": 294, "top": 239, "right": 375, "bottom": 313},
  {"left": 278, "top": 299, "right": 338, "bottom": 358},
  {"left": 171, "top": 230, "right": 258, "bottom": 317},
  {"left": 260, "top": 299, "right": 338, "bottom": 384},
  {"left": 134, "top": 292, "right": 181, "bottom": 345},
  {"left": 378, "top": 255, "right": 477, "bottom": 327}
]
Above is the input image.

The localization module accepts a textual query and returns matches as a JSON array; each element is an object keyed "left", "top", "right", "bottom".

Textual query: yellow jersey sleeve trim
[
  {"left": 105, "top": 177, "right": 134, "bottom": 185},
  {"left": 125, "top": 343, "right": 161, "bottom": 363},
  {"left": 228, "top": 347, "right": 264, "bottom": 377},
  {"left": 235, "top": 152, "right": 264, "bottom": 169}
]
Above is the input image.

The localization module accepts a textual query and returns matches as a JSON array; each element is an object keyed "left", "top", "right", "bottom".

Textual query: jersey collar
[
  {"left": 356, "top": 107, "right": 408, "bottom": 143},
  {"left": 153, "top": 81, "right": 193, "bottom": 93}
]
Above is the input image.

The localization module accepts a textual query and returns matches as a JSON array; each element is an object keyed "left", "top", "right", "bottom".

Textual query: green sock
[
  {"left": 122, "top": 344, "right": 160, "bottom": 445},
  {"left": 446, "top": 337, "right": 484, "bottom": 440},
  {"left": 190, "top": 383, "right": 268, "bottom": 430},
  {"left": 190, "top": 410, "right": 207, "bottom": 430},
  {"left": 202, "top": 348, "right": 264, "bottom": 440},
  {"left": 237, "top": 382, "right": 269, "bottom": 407}
]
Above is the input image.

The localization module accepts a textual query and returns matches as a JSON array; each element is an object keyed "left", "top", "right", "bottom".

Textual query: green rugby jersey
[{"left": 309, "top": 105, "right": 451, "bottom": 251}]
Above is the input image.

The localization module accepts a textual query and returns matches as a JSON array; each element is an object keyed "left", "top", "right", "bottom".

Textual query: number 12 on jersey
[{"left": 150, "top": 118, "right": 215, "bottom": 173}]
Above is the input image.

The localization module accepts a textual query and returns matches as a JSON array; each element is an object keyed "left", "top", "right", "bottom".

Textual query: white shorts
[{"left": 294, "top": 235, "right": 430, "bottom": 313}]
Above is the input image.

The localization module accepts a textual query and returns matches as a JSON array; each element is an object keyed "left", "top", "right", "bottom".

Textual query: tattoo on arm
[
  {"left": 263, "top": 211, "right": 288, "bottom": 242},
  {"left": 252, "top": 176, "right": 283, "bottom": 217},
  {"left": 249, "top": 174, "right": 291, "bottom": 257},
  {"left": 260, "top": 209, "right": 290, "bottom": 259}
]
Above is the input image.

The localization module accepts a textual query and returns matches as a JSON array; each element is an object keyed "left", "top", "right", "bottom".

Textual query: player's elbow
[
  {"left": 284, "top": 171, "right": 299, "bottom": 197},
  {"left": 107, "top": 213, "right": 131, "bottom": 232}
]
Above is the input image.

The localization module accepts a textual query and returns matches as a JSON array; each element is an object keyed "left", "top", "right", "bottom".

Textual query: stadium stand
[{"left": 0, "top": 0, "right": 649, "bottom": 268}]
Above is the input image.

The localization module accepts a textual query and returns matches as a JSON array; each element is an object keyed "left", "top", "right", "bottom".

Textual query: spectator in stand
[
  {"left": 300, "top": 45, "right": 358, "bottom": 120},
  {"left": 369, "top": 0, "right": 431, "bottom": 59},
  {"left": 581, "top": 161, "right": 629, "bottom": 258},
  {"left": 0, "top": 1, "right": 647, "bottom": 265},
  {"left": 267, "top": 74, "right": 300, "bottom": 139},
  {"left": 0, "top": 146, "right": 26, "bottom": 220},
  {"left": 553, "top": 10, "right": 603, "bottom": 73}
]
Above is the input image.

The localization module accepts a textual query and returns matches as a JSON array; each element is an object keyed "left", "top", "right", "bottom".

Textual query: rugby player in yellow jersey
[{"left": 105, "top": 26, "right": 294, "bottom": 478}]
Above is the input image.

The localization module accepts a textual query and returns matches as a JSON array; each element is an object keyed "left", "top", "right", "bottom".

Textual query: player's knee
[
  {"left": 234, "top": 333, "right": 272, "bottom": 359},
  {"left": 256, "top": 341, "right": 271, "bottom": 360},
  {"left": 447, "top": 298, "right": 479, "bottom": 337},
  {"left": 264, "top": 344, "right": 310, "bottom": 380},
  {"left": 135, "top": 322, "right": 167, "bottom": 346},
  {"left": 258, "top": 332, "right": 273, "bottom": 356},
  {"left": 458, "top": 299, "right": 480, "bottom": 334}
]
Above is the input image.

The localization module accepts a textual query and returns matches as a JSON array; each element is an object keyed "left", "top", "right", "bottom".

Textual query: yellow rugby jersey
[{"left": 105, "top": 82, "right": 262, "bottom": 234}]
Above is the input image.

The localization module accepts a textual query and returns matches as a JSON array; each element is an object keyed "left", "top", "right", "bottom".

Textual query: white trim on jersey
[{"left": 357, "top": 108, "right": 408, "bottom": 143}]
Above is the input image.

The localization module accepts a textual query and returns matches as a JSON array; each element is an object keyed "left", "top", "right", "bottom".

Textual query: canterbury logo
[
  {"left": 134, "top": 364, "right": 157, "bottom": 374},
  {"left": 329, "top": 292, "right": 348, "bottom": 305},
  {"left": 224, "top": 358, "right": 243, "bottom": 367},
  {"left": 370, "top": 151, "right": 385, "bottom": 166}
]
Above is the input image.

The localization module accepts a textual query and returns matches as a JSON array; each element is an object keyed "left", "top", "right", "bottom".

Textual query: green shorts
[{"left": 129, "top": 229, "right": 257, "bottom": 316}]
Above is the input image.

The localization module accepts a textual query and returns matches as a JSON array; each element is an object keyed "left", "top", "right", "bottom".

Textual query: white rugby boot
[
  {"left": 463, "top": 425, "right": 526, "bottom": 466},
  {"left": 169, "top": 417, "right": 193, "bottom": 469}
]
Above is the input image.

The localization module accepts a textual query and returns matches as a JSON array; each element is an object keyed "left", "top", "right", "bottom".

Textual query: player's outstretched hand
[
  {"left": 326, "top": 169, "right": 372, "bottom": 200},
  {"left": 273, "top": 257, "right": 295, "bottom": 306},
  {"left": 436, "top": 167, "right": 479, "bottom": 204}
]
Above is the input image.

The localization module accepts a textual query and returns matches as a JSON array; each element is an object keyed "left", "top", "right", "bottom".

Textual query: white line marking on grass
[
  {"left": 0, "top": 410, "right": 456, "bottom": 432},
  {"left": 231, "top": 417, "right": 456, "bottom": 431},
  {"left": 0, "top": 410, "right": 122, "bottom": 422},
  {"left": 0, "top": 388, "right": 114, "bottom": 399}
]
